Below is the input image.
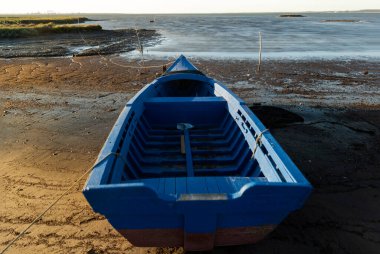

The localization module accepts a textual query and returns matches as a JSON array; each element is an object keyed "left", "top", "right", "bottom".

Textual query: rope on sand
[
  {"left": 108, "top": 57, "right": 175, "bottom": 69},
  {"left": 0, "top": 152, "right": 120, "bottom": 254}
]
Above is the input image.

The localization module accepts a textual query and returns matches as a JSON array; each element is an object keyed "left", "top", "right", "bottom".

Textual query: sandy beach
[{"left": 0, "top": 55, "right": 379, "bottom": 253}]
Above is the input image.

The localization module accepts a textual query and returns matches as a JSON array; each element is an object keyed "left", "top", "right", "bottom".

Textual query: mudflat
[
  {"left": 0, "top": 29, "right": 158, "bottom": 58},
  {"left": 0, "top": 56, "right": 379, "bottom": 253}
]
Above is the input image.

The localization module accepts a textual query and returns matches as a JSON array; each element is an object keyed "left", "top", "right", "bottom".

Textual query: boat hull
[
  {"left": 84, "top": 177, "right": 308, "bottom": 250},
  {"left": 118, "top": 225, "right": 275, "bottom": 251}
]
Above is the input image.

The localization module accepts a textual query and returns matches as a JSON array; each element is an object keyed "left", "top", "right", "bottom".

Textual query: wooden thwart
[{"left": 181, "top": 135, "right": 186, "bottom": 154}]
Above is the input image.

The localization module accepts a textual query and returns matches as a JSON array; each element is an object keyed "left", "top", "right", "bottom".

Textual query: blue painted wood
[
  {"left": 183, "top": 129, "right": 194, "bottom": 177},
  {"left": 83, "top": 55, "right": 312, "bottom": 247},
  {"left": 165, "top": 55, "right": 199, "bottom": 73}
]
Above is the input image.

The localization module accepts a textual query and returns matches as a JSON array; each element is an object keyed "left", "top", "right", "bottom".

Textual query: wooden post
[{"left": 257, "top": 32, "right": 262, "bottom": 73}]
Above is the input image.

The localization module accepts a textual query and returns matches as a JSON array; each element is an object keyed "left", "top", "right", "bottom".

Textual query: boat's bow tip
[{"left": 165, "top": 54, "right": 201, "bottom": 74}]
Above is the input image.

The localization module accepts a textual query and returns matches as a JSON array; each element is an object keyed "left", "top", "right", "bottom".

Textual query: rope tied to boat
[
  {"left": 0, "top": 152, "right": 120, "bottom": 254},
  {"left": 251, "top": 129, "right": 269, "bottom": 160}
]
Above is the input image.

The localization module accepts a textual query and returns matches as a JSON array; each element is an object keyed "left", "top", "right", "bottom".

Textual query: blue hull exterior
[{"left": 83, "top": 55, "right": 312, "bottom": 250}]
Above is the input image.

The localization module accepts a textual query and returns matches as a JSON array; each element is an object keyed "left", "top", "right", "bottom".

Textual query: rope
[
  {"left": 108, "top": 57, "right": 175, "bottom": 69},
  {"left": 251, "top": 129, "right": 269, "bottom": 160},
  {"left": 0, "top": 152, "right": 120, "bottom": 254}
]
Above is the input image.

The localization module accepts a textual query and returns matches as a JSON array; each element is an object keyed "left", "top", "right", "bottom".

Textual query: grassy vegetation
[
  {"left": 0, "top": 16, "right": 102, "bottom": 38},
  {"left": 0, "top": 16, "right": 90, "bottom": 25}
]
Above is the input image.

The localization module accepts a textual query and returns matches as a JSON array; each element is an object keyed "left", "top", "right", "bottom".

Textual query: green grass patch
[
  {"left": 0, "top": 16, "right": 102, "bottom": 38},
  {"left": 0, "top": 16, "right": 90, "bottom": 25}
]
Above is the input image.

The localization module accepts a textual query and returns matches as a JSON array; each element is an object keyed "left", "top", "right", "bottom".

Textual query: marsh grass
[
  {"left": 0, "top": 16, "right": 89, "bottom": 25},
  {"left": 0, "top": 16, "right": 101, "bottom": 38}
]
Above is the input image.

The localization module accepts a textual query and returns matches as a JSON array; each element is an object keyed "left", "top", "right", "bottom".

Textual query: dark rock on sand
[{"left": 280, "top": 14, "right": 305, "bottom": 18}]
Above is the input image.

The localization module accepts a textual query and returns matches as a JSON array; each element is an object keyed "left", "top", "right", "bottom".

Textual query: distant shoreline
[
  {"left": 0, "top": 10, "right": 380, "bottom": 15},
  {"left": 0, "top": 16, "right": 101, "bottom": 38},
  {"left": 1, "top": 13, "right": 379, "bottom": 59},
  {"left": 0, "top": 15, "right": 160, "bottom": 57}
]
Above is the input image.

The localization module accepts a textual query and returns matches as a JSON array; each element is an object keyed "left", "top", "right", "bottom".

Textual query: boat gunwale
[{"left": 84, "top": 176, "right": 312, "bottom": 202}]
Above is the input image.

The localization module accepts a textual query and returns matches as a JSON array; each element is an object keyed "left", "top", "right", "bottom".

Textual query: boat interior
[{"left": 104, "top": 77, "right": 279, "bottom": 184}]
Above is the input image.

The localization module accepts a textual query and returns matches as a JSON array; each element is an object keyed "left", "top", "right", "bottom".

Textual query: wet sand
[{"left": 0, "top": 56, "right": 379, "bottom": 253}]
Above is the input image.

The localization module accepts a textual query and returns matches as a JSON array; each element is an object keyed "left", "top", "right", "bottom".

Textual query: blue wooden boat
[{"left": 83, "top": 55, "right": 312, "bottom": 251}]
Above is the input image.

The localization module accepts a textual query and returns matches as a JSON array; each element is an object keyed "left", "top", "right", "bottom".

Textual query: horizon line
[{"left": 0, "top": 9, "right": 379, "bottom": 15}]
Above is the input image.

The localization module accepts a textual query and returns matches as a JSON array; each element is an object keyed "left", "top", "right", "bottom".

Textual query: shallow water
[{"left": 86, "top": 13, "right": 380, "bottom": 60}]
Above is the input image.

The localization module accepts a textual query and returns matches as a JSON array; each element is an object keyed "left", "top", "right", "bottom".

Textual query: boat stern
[{"left": 83, "top": 177, "right": 311, "bottom": 251}]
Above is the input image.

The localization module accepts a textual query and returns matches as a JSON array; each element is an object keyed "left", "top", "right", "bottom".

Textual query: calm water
[{"left": 87, "top": 13, "right": 380, "bottom": 60}]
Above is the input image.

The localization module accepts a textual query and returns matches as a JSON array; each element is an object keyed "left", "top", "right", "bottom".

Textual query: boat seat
[
  {"left": 144, "top": 96, "right": 226, "bottom": 104},
  {"left": 143, "top": 97, "right": 228, "bottom": 127}
]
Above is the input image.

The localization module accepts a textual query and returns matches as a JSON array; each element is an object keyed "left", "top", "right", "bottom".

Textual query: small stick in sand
[{"left": 257, "top": 31, "right": 262, "bottom": 73}]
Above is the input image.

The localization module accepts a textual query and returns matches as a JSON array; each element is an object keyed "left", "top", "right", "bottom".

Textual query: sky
[{"left": 1, "top": 0, "right": 379, "bottom": 14}]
